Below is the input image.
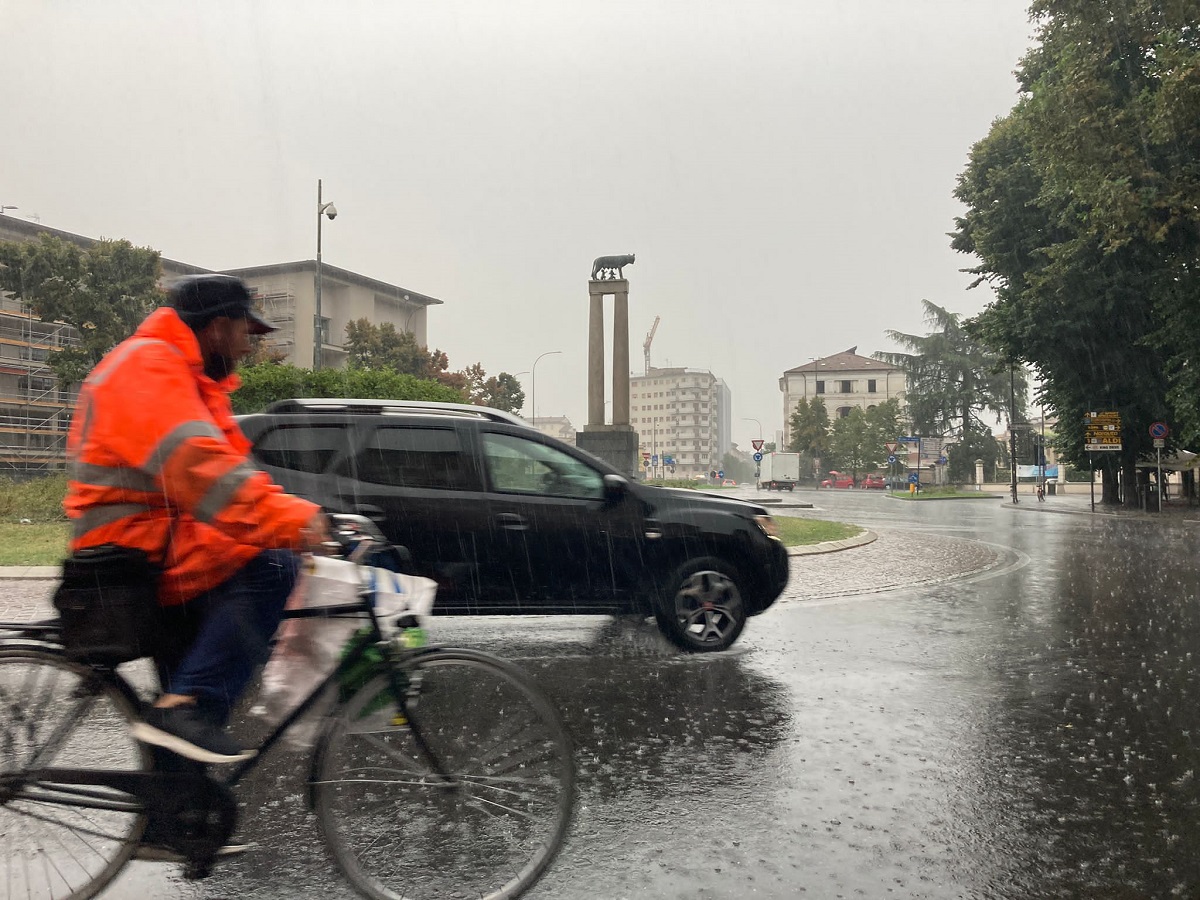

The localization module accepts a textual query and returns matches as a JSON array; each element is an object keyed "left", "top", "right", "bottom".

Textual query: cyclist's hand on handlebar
[{"left": 300, "top": 512, "right": 334, "bottom": 553}]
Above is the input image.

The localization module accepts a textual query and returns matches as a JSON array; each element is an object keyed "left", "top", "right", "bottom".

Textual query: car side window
[
  {"left": 252, "top": 424, "right": 351, "bottom": 474},
  {"left": 344, "top": 426, "right": 475, "bottom": 490},
  {"left": 482, "top": 433, "right": 605, "bottom": 500}
]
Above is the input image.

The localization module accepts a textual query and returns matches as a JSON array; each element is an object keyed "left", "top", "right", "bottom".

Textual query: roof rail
[{"left": 263, "top": 398, "right": 530, "bottom": 427}]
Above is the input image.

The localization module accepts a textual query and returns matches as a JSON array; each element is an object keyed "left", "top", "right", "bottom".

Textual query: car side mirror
[{"left": 603, "top": 473, "right": 628, "bottom": 503}]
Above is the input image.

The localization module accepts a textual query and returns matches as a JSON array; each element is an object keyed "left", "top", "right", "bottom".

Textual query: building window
[
  {"left": 868, "top": 379, "right": 877, "bottom": 393},
  {"left": 837, "top": 407, "right": 852, "bottom": 418},
  {"left": 839, "top": 380, "right": 852, "bottom": 393},
  {"left": 815, "top": 381, "right": 825, "bottom": 394}
]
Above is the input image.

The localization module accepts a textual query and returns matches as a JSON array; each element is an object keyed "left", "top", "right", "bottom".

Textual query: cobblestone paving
[
  {"left": 0, "top": 579, "right": 55, "bottom": 622},
  {"left": 780, "top": 525, "right": 1003, "bottom": 602}
]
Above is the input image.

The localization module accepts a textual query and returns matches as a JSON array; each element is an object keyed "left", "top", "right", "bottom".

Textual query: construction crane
[{"left": 643, "top": 315, "right": 660, "bottom": 375}]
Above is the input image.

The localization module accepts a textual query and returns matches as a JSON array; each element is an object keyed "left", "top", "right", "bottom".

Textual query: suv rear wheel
[{"left": 655, "top": 558, "right": 747, "bottom": 652}]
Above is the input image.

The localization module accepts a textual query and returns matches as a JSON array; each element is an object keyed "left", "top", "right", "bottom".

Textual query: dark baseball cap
[{"left": 168, "top": 274, "right": 276, "bottom": 335}]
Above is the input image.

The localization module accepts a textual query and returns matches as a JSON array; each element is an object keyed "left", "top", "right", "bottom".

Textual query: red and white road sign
[
  {"left": 751, "top": 439, "right": 764, "bottom": 451},
  {"left": 884, "top": 441, "right": 899, "bottom": 454}
]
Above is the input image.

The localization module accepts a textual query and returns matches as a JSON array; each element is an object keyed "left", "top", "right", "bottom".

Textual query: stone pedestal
[
  {"left": 577, "top": 424, "right": 639, "bottom": 479},
  {"left": 581, "top": 277, "right": 635, "bottom": 477}
]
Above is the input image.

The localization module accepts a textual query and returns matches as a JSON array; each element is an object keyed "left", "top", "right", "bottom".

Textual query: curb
[
  {"left": 787, "top": 529, "right": 877, "bottom": 557},
  {"left": 0, "top": 566, "right": 60, "bottom": 580}
]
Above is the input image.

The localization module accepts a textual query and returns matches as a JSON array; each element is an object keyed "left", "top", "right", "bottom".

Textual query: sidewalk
[{"left": 1005, "top": 489, "right": 1200, "bottom": 523}]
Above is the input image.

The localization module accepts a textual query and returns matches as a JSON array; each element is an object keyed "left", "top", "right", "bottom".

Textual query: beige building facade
[
  {"left": 630, "top": 367, "right": 729, "bottom": 478},
  {"left": 223, "top": 261, "right": 440, "bottom": 370},
  {"left": 528, "top": 416, "right": 576, "bottom": 446},
  {"left": 779, "top": 347, "right": 906, "bottom": 448}
]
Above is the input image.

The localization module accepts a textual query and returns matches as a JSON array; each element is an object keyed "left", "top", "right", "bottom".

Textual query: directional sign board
[
  {"left": 1084, "top": 411, "right": 1122, "bottom": 452},
  {"left": 651, "top": 455, "right": 659, "bottom": 466},
  {"left": 753, "top": 452, "right": 763, "bottom": 462},
  {"left": 718, "top": 470, "right": 725, "bottom": 479},
  {"left": 918, "top": 438, "right": 944, "bottom": 465},
  {"left": 751, "top": 439, "right": 764, "bottom": 451}
]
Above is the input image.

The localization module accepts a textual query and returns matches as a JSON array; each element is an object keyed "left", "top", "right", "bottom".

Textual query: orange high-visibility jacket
[{"left": 65, "top": 307, "right": 319, "bottom": 605}]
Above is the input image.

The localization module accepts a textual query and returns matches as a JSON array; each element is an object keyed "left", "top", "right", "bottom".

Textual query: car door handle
[{"left": 496, "top": 513, "right": 529, "bottom": 531}]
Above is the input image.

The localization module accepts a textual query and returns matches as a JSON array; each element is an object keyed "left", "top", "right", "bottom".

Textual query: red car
[
  {"left": 820, "top": 471, "right": 855, "bottom": 489},
  {"left": 859, "top": 474, "right": 886, "bottom": 490}
]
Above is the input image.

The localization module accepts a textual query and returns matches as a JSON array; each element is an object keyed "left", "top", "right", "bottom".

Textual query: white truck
[{"left": 757, "top": 451, "right": 801, "bottom": 491}]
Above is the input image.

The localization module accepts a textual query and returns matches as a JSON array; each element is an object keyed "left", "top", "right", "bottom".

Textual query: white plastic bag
[{"left": 251, "top": 557, "right": 438, "bottom": 750}]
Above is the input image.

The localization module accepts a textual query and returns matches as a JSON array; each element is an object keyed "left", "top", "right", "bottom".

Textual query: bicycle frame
[{"left": 0, "top": 552, "right": 451, "bottom": 823}]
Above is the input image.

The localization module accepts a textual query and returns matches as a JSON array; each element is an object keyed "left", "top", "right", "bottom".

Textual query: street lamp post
[
  {"left": 1009, "top": 366, "right": 1019, "bottom": 505},
  {"left": 531, "top": 350, "right": 562, "bottom": 423},
  {"left": 314, "top": 179, "right": 338, "bottom": 371},
  {"left": 0, "top": 205, "right": 17, "bottom": 215}
]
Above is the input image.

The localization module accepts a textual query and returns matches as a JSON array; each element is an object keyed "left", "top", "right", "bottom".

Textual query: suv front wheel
[{"left": 655, "top": 558, "right": 747, "bottom": 652}]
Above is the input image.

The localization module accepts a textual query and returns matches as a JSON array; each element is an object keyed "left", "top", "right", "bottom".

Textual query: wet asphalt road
[{"left": 5, "top": 488, "right": 1200, "bottom": 899}]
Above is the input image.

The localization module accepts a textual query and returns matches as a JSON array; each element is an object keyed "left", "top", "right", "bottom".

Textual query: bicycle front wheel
[
  {"left": 313, "top": 647, "right": 575, "bottom": 900},
  {"left": 0, "top": 647, "right": 149, "bottom": 900}
]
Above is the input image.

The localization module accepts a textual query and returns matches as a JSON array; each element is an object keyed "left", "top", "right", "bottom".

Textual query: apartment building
[
  {"left": 222, "top": 261, "right": 440, "bottom": 370},
  {"left": 630, "top": 367, "right": 730, "bottom": 478},
  {"left": 528, "top": 416, "right": 576, "bottom": 446},
  {"left": 779, "top": 347, "right": 906, "bottom": 448},
  {"left": 0, "top": 217, "right": 441, "bottom": 471}
]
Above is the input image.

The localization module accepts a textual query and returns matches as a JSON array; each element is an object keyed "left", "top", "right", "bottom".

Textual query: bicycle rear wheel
[
  {"left": 313, "top": 647, "right": 574, "bottom": 900},
  {"left": 0, "top": 647, "right": 149, "bottom": 900}
]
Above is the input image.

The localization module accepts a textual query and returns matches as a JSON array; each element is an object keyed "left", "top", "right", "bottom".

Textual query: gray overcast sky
[{"left": 2, "top": 0, "right": 1035, "bottom": 449}]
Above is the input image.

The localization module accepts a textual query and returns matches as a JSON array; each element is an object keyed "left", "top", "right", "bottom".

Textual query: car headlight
[{"left": 754, "top": 514, "right": 779, "bottom": 539}]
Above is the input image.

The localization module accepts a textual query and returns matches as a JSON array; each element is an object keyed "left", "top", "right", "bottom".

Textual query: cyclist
[{"left": 65, "top": 274, "right": 328, "bottom": 768}]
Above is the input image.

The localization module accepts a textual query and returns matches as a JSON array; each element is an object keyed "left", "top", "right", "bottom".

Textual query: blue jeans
[{"left": 155, "top": 549, "right": 300, "bottom": 725}]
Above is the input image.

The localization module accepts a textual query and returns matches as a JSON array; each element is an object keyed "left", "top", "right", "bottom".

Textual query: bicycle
[{"left": 0, "top": 515, "right": 575, "bottom": 900}]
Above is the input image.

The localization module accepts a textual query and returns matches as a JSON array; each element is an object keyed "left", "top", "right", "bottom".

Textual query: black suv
[{"left": 238, "top": 399, "right": 789, "bottom": 652}]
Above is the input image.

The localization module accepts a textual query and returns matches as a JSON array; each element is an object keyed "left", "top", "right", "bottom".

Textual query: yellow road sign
[{"left": 1084, "top": 411, "right": 1122, "bottom": 452}]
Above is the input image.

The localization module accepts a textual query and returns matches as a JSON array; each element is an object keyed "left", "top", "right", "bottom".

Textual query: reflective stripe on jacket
[{"left": 65, "top": 307, "right": 319, "bottom": 605}]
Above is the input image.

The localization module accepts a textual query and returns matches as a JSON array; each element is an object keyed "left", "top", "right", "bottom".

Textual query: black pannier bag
[{"left": 53, "top": 545, "right": 163, "bottom": 664}]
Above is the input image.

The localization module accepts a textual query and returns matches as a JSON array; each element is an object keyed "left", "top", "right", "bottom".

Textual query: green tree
[
  {"left": 876, "top": 301, "right": 1020, "bottom": 452},
  {"left": 952, "top": 0, "right": 1199, "bottom": 503},
  {"left": 825, "top": 408, "right": 872, "bottom": 480},
  {"left": 344, "top": 319, "right": 432, "bottom": 375},
  {"left": 787, "top": 396, "right": 830, "bottom": 458},
  {"left": 343, "top": 318, "right": 521, "bottom": 408},
  {"left": 0, "top": 235, "right": 163, "bottom": 385},
  {"left": 478, "top": 372, "right": 525, "bottom": 414}
]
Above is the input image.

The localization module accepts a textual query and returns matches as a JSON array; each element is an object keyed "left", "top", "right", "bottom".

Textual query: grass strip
[{"left": 774, "top": 516, "right": 861, "bottom": 547}]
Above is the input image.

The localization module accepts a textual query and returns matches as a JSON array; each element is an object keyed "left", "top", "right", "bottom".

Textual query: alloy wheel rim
[{"left": 674, "top": 570, "right": 743, "bottom": 645}]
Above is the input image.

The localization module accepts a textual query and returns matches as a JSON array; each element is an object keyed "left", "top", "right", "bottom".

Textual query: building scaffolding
[{"left": 0, "top": 295, "right": 80, "bottom": 471}]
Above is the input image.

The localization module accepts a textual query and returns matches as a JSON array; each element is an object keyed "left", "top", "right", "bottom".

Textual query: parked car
[
  {"left": 239, "top": 399, "right": 790, "bottom": 652},
  {"left": 859, "top": 474, "right": 886, "bottom": 490},
  {"left": 820, "top": 471, "right": 855, "bottom": 489}
]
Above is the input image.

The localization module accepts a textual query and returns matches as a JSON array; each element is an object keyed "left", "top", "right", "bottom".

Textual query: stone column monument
[{"left": 577, "top": 254, "right": 639, "bottom": 477}]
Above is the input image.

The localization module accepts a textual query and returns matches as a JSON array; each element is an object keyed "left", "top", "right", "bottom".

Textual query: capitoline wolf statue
[{"left": 590, "top": 254, "right": 636, "bottom": 280}]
